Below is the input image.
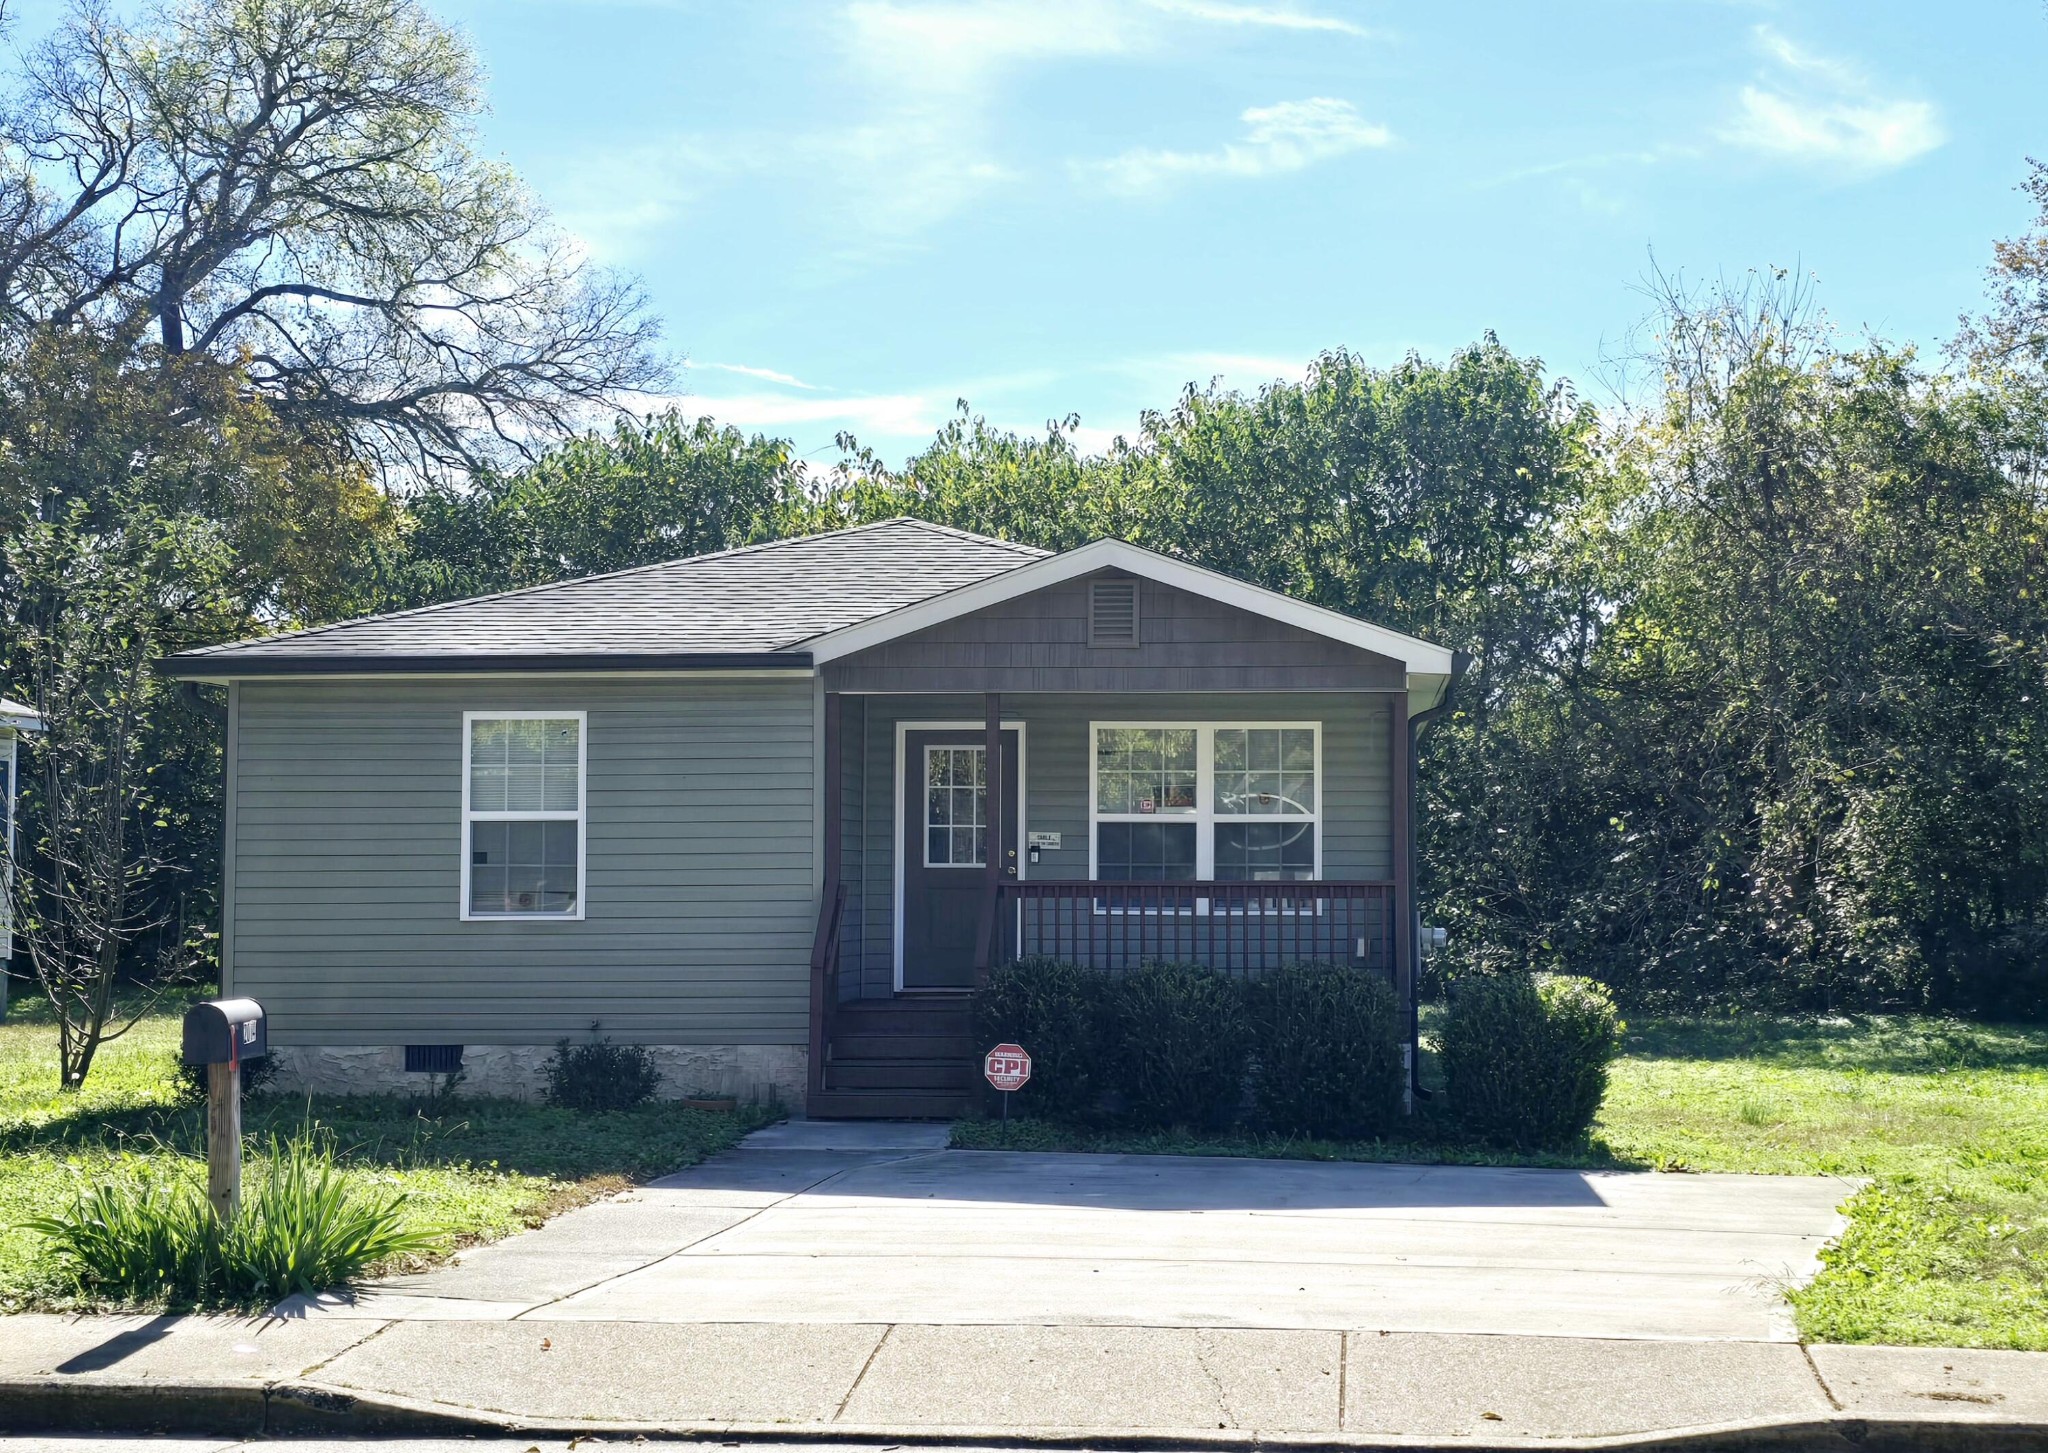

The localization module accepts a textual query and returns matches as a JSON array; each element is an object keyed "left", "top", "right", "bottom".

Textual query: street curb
[
  {"left": 0, "top": 1379, "right": 267, "bottom": 1436},
  {"left": 5, "top": 1378, "right": 2048, "bottom": 1452}
]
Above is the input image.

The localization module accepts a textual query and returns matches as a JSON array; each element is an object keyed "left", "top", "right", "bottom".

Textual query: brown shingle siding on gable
[{"left": 821, "top": 572, "right": 1406, "bottom": 693}]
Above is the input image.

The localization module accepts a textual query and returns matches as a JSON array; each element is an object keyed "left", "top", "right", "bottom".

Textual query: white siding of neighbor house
[{"left": 227, "top": 675, "right": 815, "bottom": 1046}]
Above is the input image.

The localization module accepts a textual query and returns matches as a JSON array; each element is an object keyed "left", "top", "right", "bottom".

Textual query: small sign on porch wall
[{"left": 1027, "top": 831, "right": 1061, "bottom": 849}]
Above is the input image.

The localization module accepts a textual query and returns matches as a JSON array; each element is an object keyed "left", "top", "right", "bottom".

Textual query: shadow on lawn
[
  {"left": 1618, "top": 1015, "right": 2048, "bottom": 1074},
  {"left": 3, "top": 1090, "right": 774, "bottom": 1184}
]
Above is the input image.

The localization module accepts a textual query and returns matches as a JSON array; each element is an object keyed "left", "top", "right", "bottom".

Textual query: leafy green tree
[
  {"left": 379, "top": 411, "right": 806, "bottom": 606},
  {"left": 1434, "top": 277, "right": 2048, "bottom": 1012}
]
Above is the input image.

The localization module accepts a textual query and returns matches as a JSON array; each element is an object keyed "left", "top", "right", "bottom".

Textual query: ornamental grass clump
[
  {"left": 27, "top": 1130, "right": 436, "bottom": 1308},
  {"left": 1438, "top": 972, "right": 1623, "bottom": 1149},
  {"left": 1247, "top": 963, "right": 1405, "bottom": 1138}
]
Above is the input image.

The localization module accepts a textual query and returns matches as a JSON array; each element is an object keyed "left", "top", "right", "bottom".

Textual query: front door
[{"left": 901, "top": 728, "right": 1021, "bottom": 990}]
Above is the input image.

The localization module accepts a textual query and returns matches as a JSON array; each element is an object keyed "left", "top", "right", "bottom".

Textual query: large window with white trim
[
  {"left": 462, "top": 713, "right": 586, "bottom": 919},
  {"left": 1090, "top": 723, "right": 1320, "bottom": 882}
]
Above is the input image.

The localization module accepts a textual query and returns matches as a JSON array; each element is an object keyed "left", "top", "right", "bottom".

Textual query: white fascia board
[
  {"left": 803, "top": 538, "right": 1457, "bottom": 674},
  {"left": 0, "top": 706, "right": 41, "bottom": 733}
]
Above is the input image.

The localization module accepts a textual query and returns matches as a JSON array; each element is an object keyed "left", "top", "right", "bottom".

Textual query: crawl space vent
[{"left": 404, "top": 1044, "right": 464, "bottom": 1074}]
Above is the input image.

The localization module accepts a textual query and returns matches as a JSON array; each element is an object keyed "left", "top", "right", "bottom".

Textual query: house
[
  {"left": 160, "top": 520, "right": 1465, "bottom": 1116},
  {"left": 1, "top": 695, "right": 43, "bottom": 1000}
]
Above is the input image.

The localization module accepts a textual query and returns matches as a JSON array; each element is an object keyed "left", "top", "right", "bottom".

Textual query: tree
[
  {"left": 1961, "top": 160, "right": 2048, "bottom": 373},
  {"left": 0, "top": 330, "right": 380, "bottom": 1084},
  {"left": 1432, "top": 275, "right": 2048, "bottom": 1013},
  {"left": 6, "top": 499, "right": 236, "bottom": 1087},
  {"left": 0, "top": 0, "right": 663, "bottom": 473},
  {"left": 380, "top": 411, "right": 806, "bottom": 607}
]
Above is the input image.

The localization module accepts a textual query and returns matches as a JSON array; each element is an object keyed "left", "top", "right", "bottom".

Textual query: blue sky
[{"left": 66, "top": 1, "right": 2048, "bottom": 463}]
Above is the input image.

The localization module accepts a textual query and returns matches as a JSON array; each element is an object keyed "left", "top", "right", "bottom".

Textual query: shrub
[
  {"left": 27, "top": 1130, "right": 436, "bottom": 1308},
  {"left": 1247, "top": 963, "right": 1404, "bottom": 1138},
  {"left": 1100, "top": 962, "right": 1249, "bottom": 1129},
  {"left": 176, "top": 1052, "right": 279, "bottom": 1103},
  {"left": 972, "top": 956, "right": 1105, "bottom": 1120},
  {"left": 542, "top": 1035, "right": 661, "bottom": 1112},
  {"left": 1438, "top": 972, "right": 1623, "bottom": 1148}
]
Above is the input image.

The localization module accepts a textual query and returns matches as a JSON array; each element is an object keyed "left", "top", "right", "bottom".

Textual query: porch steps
[{"left": 812, "top": 995, "right": 979, "bottom": 1120}]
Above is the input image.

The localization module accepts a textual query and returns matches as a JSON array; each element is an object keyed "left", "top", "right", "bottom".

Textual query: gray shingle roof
[{"left": 162, "top": 519, "right": 1049, "bottom": 676}]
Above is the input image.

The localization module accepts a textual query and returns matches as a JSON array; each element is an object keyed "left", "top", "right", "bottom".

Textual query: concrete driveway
[{"left": 288, "top": 1121, "right": 1855, "bottom": 1342}]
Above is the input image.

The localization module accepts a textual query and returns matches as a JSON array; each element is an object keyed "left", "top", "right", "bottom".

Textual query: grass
[
  {"left": 952, "top": 1014, "right": 2048, "bottom": 1351},
  {"left": 0, "top": 996, "right": 777, "bottom": 1311}
]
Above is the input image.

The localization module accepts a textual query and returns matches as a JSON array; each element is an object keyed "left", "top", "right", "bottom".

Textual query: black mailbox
[{"left": 182, "top": 998, "right": 267, "bottom": 1067}]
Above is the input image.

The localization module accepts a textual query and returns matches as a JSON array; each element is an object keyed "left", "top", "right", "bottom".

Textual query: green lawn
[
  {"left": 0, "top": 999, "right": 776, "bottom": 1311},
  {"left": 951, "top": 1015, "right": 2048, "bottom": 1350}
]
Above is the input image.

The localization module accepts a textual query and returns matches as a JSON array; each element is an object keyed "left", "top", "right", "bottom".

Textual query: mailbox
[{"left": 182, "top": 998, "right": 267, "bottom": 1067}]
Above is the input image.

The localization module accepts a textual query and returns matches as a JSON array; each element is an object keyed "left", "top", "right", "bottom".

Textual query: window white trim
[
  {"left": 922, "top": 743, "right": 991, "bottom": 869},
  {"left": 1088, "top": 721, "right": 1323, "bottom": 889},
  {"left": 460, "top": 710, "right": 588, "bottom": 922}
]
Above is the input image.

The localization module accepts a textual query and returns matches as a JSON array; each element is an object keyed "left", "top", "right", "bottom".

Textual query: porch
[{"left": 806, "top": 688, "right": 1417, "bottom": 1118}]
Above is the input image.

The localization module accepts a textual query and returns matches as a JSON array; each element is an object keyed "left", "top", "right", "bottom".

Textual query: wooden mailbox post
[{"left": 181, "top": 998, "right": 267, "bottom": 1222}]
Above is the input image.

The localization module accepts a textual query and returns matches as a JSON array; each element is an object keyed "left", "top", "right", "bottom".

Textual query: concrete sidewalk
[{"left": 4, "top": 1307, "right": 2048, "bottom": 1447}]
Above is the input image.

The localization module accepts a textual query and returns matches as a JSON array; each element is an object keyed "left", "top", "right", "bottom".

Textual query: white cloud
[
  {"left": 1083, "top": 97, "right": 1392, "bottom": 196},
  {"left": 1721, "top": 27, "right": 1942, "bottom": 173},
  {"left": 555, "top": 1, "right": 1378, "bottom": 267},
  {"left": 1139, "top": 0, "right": 1374, "bottom": 36},
  {"left": 698, "top": 362, "right": 820, "bottom": 390},
  {"left": 666, "top": 389, "right": 947, "bottom": 440}
]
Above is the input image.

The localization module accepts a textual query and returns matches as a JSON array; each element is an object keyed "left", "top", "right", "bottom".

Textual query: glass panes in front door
[{"left": 925, "top": 745, "right": 987, "bottom": 867}]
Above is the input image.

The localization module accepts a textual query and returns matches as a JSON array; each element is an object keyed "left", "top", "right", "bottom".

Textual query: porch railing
[
  {"left": 986, "top": 880, "right": 1396, "bottom": 978},
  {"left": 807, "top": 881, "right": 848, "bottom": 1099}
]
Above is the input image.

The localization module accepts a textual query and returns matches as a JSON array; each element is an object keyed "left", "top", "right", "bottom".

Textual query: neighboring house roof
[
  {"left": 161, "top": 519, "right": 1049, "bottom": 677},
  {"left": 160, "top": 518, "right": 1457, "bottom": 682},
  {"left": 0, "top": 698, "right": 40, "bottom": 732}
]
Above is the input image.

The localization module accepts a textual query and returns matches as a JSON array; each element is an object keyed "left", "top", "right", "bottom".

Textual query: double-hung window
[
  {"left": 1090, "top": 723, "right": 1320, "bottom": 888},
  {"left": 462, "top": 713, "right": 585, "bottom": 920}
]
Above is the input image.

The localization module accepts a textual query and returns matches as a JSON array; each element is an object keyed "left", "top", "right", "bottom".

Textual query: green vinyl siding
[
  {"left": 843, "top": 692, "right": 1395, "bottom": 998},
  {"left": 230, "top": 676, "right": 814, "bottom": 1045}
]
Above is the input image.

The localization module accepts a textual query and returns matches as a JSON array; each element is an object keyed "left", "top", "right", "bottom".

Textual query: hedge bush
[
  {"left": 1438, "top": 972, "right": 1622, "bottom": 1148},
  {"left": 1247, "top": 963, "right": 1404, "bottom": 1137},
  {"left": 1101, "top": 962, "right": 1249, "bottom": 1129},
  {"left": 972, "top": 956, "right": 1104, "bottom": 1119},
  {"left": 542, "top": 1036, "right": 662, "bottom": 1112}
]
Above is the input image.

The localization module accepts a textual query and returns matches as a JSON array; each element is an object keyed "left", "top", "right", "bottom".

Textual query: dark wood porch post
[
  {"left": 974, "top": 691, "right": 1002, "bottom": 979},
  {"left": 1390, "top": 690, "right": 1415, "bottom": 1112},
  {"left": 809, "top": 691, "right": 843, "bottom": 1102}
]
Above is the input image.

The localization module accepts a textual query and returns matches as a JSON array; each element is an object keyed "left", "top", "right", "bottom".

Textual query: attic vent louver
[{"left": 1089, "top": 577, "right": 1140, "bottom": 647}]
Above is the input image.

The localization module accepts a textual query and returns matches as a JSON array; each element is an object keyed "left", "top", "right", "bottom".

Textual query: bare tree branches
[{"left": 0, "top": 0, "right": 665, "bottom": 476}]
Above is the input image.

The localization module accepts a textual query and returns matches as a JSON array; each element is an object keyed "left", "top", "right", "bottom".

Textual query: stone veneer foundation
[{"left": 265, "top": 1043, "right": 806, "bottom": 1109}]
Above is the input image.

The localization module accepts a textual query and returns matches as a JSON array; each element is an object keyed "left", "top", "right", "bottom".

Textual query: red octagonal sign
[{"left": 984, "top": 1043, "right": 1032, "bottom": 1092}]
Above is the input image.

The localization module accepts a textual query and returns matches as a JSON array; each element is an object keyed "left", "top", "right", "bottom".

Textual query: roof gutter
[
  {"left": 1406, "top": 648, "right": 1473, "bottom": 1104},
  {"left": 155, "top": 651, "right": 814, "bottom": 681}
]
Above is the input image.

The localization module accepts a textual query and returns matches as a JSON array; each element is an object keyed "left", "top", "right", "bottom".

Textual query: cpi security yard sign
[
  {"left": 984, "top": 1043, "right": 1032, "bottom": 1125},
  {"left": 984, "top": 1043, "right": 1031, "bottom": 1091}
]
